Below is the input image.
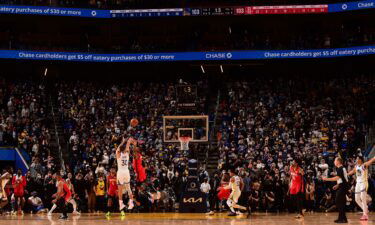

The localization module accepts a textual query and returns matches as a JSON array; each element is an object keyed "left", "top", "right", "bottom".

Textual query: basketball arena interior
[{"left": 0, "top": 0, "right": 375, "bottom": 224}]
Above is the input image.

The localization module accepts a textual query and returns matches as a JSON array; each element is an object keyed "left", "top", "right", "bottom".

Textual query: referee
[{"left": 322, "top": 157, "right": 348, "bottom": 223}]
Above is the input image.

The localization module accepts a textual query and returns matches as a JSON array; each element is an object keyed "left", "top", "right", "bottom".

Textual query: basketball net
[{"left": 179, "top": 136, "right": 191, "bottom": 151}]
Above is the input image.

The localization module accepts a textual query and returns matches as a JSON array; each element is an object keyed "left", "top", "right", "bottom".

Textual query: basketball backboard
[{"left": 163, "top": 115, "right": 209, "bottom": 143}]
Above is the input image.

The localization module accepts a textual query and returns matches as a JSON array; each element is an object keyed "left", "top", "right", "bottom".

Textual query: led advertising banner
[
  {"left": 0, "top": 45, "right": 373, "bottom": 62},
  {"left": 0, "top": 5, "right": 109, "bottom": 17},
  {"left": 329, "top": 0, "right": 375, "bottom": 12}
]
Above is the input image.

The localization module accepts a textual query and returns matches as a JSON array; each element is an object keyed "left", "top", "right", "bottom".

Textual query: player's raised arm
[
  {"left": 125, "top": 137, "right": 137, "bottom": 153},
  {"left": 364, "top": 157, "right": 375, "bottom": 168},
  {"left": 116, "top": 137, "right": 127, "bottom": 158},
  {"left": 132, "top": 139, "right": 138, "bottom": 148}
]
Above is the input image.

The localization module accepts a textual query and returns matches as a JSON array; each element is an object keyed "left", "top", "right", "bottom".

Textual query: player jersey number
[{"left": 121, "top": 159, "right": 128, "bottom": 167}]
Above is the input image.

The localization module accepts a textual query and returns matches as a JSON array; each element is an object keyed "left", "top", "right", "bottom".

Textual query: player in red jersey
[
  {"left": 49, "top": 177, "right": 80, "bottom": 216},
  {"left": 133, "top": 147, "right": 146, "bottom": 183},
  {"left": 12, "top": 169, "right": 26, "bottom": 215},
  {"left": 289, "top": 159, "right": 305, "bottom": 219},
  {"left": 106, "top": 167, "right": 118, "bottom": 217},
  {"left": 52, "top": 172, "right": 71, "bottom": 220}
]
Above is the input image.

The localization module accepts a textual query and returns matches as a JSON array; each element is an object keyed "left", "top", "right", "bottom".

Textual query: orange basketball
[{"left": 130, "top": 118, "right": 139, "bottom": 127}]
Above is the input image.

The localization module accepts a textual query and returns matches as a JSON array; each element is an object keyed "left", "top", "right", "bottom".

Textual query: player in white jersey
[
  {"left": 116, "top": 137, "right": 136, "bottom": 216},
  {"left": 0, "top": 169, "right": 11, "bottom": 215},
  {"left": 224, "top": 170, "right": 251, "bottom": 217},
  {"left": 347, "top": 156, "right": 375, "bottom": 221}
]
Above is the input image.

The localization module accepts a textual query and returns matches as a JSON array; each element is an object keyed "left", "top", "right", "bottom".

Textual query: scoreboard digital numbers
[
  {"left": 190, "top": 7, "right": 234, "bottom": 16},
  {"left": 234, "top": 5, "right": 328, "bottom": 15},
  {"left": 111, "top": 6, "right": 327, "bottom": 17},
  {"left": 176, "top": 84, "right": 197, "bottom": 108}
]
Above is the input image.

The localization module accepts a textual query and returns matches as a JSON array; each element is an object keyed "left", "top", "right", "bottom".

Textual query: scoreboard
[
  {"left": 234, "top": 5, "right": 328, "bottom": 15},
  {"left": 176, "top": 84, "right": 197, "bottom": 109},
  {"left": 188, "top": 5, "right": 327, "bottom": 16},
  {"left": 110, "top": 8, "right": 183, "bottom": 18},
  {"left": 189, "top": 7, "right": 234, "bottom": 16},
  {"left": 110, "top": 5, "right": 328, "bottom": 18}
]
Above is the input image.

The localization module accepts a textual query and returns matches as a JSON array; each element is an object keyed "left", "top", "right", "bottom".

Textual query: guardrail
[
  {"left": 50, "top": 96, "right": 65, "bottom": 172},
  {"left": 207, "top": 90, "right": 221, "bottom": 165},
  {"left": 0, "top": 45, "right": 374, "bottom": 62},
  {"left": 0, "top": 0, "right": 373, "bottom": 18}
]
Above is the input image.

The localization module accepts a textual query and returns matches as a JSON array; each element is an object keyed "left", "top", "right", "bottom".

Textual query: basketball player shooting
[{"left": 116, "top": 136, "right": 136, "bottom": 216}]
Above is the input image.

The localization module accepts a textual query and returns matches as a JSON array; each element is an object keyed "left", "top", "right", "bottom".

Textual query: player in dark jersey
[
  {"left": 52, "top": 172, "right": 71, "bottom": 220},
  {"left": 106, "top": 167, "right": 118, "bottom": 217}
]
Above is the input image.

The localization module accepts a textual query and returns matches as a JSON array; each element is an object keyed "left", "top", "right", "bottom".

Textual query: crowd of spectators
[
  {"left": 0, "top": 75, "right": 374, "bottom": 215},
  {"left": 0, "top": 79, "right": 210, "bottom": 214},
  {"left": 0, "top": 78, "right": 56, "bottom": 177},
  {"left": 55, "top": 80, "right": 208, "bottom": 212},
  {"left": 215, "top": 75, "right": 375, "bottom": 212}
]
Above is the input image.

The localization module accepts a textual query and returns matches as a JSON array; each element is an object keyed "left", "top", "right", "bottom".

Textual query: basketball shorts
[
  {"left": 117, "top": 170, "right": 130, "bottom": 185},
  {"left": 229, "top": 191, "right": 241, "bottom": 203},
  {"left": 355, "top": 182, "right": 368, "bottom": 194}
]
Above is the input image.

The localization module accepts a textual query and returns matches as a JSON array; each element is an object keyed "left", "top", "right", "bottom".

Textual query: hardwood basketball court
[{"left": 0, "top": 213, "right": 373, "bottom": 225}]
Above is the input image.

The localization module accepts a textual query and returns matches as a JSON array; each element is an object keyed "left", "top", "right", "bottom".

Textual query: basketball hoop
[{"left": 179, "top": 136, "right": 191, "bottom": 151}]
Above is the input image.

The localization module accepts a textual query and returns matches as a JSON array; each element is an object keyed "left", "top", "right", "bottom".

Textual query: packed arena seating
[
  {"left": 0, "top": 0, "right": 375, "bottom": 221},
  {"left": 55, "top": 80, "right": 208, "bottom": 212},
  {"left": 0, "top": 74, "right": 374, "bottom": 214},
  {"left": 0, "top": 79, "right": 57, "bottom": 176},
  {"left": 217, "top": 75, "right": 375, "bottom": 211}
]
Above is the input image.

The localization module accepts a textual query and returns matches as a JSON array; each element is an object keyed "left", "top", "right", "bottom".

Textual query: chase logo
[
  {"left": 205, "top": 53, "right": 226, "bottom": 59},
  {"left": 226, "top": 53, "right": 233, "bottom": 59},
  {"left": 91, "top": 10, "right": 97, "bottom": 16},
  {"left": 342, "top": 4, "right": 348, "bottom": 10}
]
